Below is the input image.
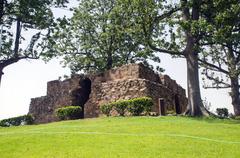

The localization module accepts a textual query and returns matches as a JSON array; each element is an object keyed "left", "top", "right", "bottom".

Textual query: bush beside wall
[
  {"left": 128, "top": 97, "right": 153, "bottom": 116},
  {"left": 114, "top": 100, "right": 129, "bottom": 116},
  {"left": 55, "top": 106, "right": 82, "bottom": 120},
  {"left": 100, "top": 103, "right": 113, "bottom": 116},
  {"left": 0, "top": 115, "right": 34, "bottom": 127},
  {"left": 100, "top": 97, "right": 153, "bottom": 116}
]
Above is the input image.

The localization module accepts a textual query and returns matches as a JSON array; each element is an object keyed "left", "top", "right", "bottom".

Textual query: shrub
[
  {"left": 114, "top": 100, "right": 129, "bottom": 116},
  {"left": 0, "top": 115, "right": 34, "bottom": 127},
  {"left": 99, "top": 97, "right": 153, "bottom": 117},
  {"left": 100, "top": 103, "right": 113, "bottom": 116},
  {"left": 216, "top": 108, "right": 229, "bottom": 118},
  {"left": 24, "top": 115, "right": 34, "bottom": 124},
  {"left": 127, "top": 97, "right": 153, "bottom": 116},
  {"left": 136, "top": 97, "right": 153, "bottom": 113},
  {"left": 55, "top": 106, "right": 82, "bottom": 120},
  {"left": 127, "top": 102, "right": 144, "bottom": 116}
]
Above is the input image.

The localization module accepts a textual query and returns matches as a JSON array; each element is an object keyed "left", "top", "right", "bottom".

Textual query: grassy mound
[{"left": 0, "top": 116, "right": 240, "bottom": 158}]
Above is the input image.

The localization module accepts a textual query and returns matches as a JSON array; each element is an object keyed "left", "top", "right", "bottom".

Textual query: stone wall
[
  {"left": 84, "top": 79, "right": 149, "bottom": 118},
  {"left": 144, "top": 80, "right": 187, "bottom": 114},
  {"left": 29, "top": 63, "right": 188, "bottom": 123},
  {"left": 29, "top": 75, "right": 82, "bottom": 123}
]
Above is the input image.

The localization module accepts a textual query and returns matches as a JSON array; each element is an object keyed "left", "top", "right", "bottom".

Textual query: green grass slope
[{"left": 0, "top": 116, "right": 240, "bottom": 158}]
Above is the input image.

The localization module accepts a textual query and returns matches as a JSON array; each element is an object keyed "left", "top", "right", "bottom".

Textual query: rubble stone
[{"left": 29, "top": 63, "right": 187, "bottom": 123}]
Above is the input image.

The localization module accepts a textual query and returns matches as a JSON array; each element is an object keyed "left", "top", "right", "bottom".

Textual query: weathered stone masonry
[{"left": 29, "top": 63, "right": 187, "bottom": 123}]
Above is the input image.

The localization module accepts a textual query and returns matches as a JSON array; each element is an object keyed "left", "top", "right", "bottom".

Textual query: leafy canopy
[
  {"left": 0, "top": 0, "right": 68, "bottom": 69},
  {"left": 43, "top": 0, "right": 160, "bottom": 73},
  {"left": 199, "top": 0, "right": 240, "bottom": 89}
]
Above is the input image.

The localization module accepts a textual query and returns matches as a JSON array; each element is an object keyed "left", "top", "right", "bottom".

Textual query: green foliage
[
  {"left": 0, "top": 0, "right": 69, "bottom": 84},
  {"left": 100, "top": 97, "right": 153, "bottom": 116},
  {"left": 127, "top": 97, "right": 153, "bottom": 116},
  {"left": 55, "top": 106, "right": 82, "bottom": 120},
  {"left": 0, "top": 115, "right": 34, "bottom": 127},
  {"left": 104, "top": 0, "right": 213, "bottom": 116},
  {"left": 44, "top": 0, "right": 160, "bottom": 73},
  {"left": 100, "top": 104, "right": 113, "bottom": 117},
  {"left": 113, "top": 100, "right": 129, "bottom": 116},
  {"left": 216, "top": 108, "right": 229, "bottom": 118},
  {"left": 200, "top": 0, "right": 240, "bottom": 88},
  {"left": 0, "top": 0, "right": 68, "bottom": 59},
  {"left": 198, "top": 0, "right": 240, "bottom": 116}
]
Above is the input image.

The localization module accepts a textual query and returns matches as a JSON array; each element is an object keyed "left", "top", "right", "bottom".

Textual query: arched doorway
[{"left": 71, "top": 77, "right": 91, "bottom": 119}]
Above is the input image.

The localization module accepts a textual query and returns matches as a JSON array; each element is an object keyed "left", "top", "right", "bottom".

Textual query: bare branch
[
  {"left": 203, "top": 85, "right": 230, "bottom": 89},
  {"left": 203, "top": 69, "right": 231, "bottom": 88},
  {"left": 148, "top": 41, "right": 184, "bottom": 56},
  {"left": 199, "top": 58, "right": 229, "bottom": 74},
  {"left": 0, "top": 54, "right": 39, "bottom": 68}
]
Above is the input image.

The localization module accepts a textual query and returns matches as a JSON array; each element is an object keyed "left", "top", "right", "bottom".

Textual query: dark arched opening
[
  {"left": 175, "top": 95, "right": 181, "bottom": 114},
  {"left": 71, "top": 77, "right": 91, "bottom": 119}
]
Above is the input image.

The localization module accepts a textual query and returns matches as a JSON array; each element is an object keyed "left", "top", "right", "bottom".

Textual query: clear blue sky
[{"left": 0, "top": 1, "right": 233, "bottom": 120}]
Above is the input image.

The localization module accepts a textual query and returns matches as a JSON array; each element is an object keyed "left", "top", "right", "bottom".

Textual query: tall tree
[
  {"left": 48, "top": 0, "right": 209, "bottom": 116},
  {"left": 127, "top": 0, "right": 210, "bottom": 116},
  {"left": 199, "top": 0, "right": 240, "bottom": 115},
  {"left": 43, "top": 0, "right": 160, "bottom": 73},
  {"left": 0, "top": 0, "right": 68, "bottom": 86}
]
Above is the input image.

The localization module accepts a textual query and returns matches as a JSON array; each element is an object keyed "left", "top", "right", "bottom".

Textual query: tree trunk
[
  {"left": 181, "top": 0, "right": 209, "bottom": 116},
  {"left": 184, "top": 52, "right": 209, "bottom": 116},
  {"left": 106, "top": 52, "right": 113, "bottom": 70},
  {"left": 230, "top": 77, "right": 240, "bottom": 116}
]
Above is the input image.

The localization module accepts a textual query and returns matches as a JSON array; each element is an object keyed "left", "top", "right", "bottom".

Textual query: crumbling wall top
[
  {"left": 45, "top": 63, "right": 186, "bottom": 97},
  {"left": 102, "top": 64, "right": 140, "bottom": 81}
]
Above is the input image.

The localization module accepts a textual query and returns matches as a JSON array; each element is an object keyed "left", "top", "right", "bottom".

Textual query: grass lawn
[{"left": 0, "top": 116, "right": 240, "bottom": 158}]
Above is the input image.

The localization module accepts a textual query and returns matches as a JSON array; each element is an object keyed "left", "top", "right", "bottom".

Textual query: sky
[{"left": 0, "top": 1, "right": 233, "bottom": 120}]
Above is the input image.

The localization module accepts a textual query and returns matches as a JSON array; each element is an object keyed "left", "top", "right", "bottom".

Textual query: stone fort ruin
[{"left": 29, "top": 63, "right": 187, "bottom": 123}]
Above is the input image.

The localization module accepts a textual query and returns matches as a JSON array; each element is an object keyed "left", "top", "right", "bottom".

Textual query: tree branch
[
  {"left": 141, "top": 12, "right": 184, "bottom": 56},
  {"left": 203, "top": 85, "right": 231, "bottom": 89},
  {"left": 148, "top": 41, "right": 184, "bottom": 56},
  {"left": 203, "top": 69, "right": 231, "bottom": 88},
  {"left": 0, "top": 54, "right": 39, "bottom": 68},
  {"left": 14, "top": 18, "right": 22, "bottom": 57},
  {"left": 199, "top": 58, "right": 229, "bottom": 74},
  {"left": 154, "top": 6, "right": 181, "bottom": 23},
  {"left": 181, "top": 0, "right": 190, "bottom": 21}
]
